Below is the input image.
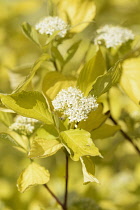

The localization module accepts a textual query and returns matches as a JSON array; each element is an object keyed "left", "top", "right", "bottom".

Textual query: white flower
[
  {"left": 52, "top": 87, "right": 98, "bottom": 123},
  {"left": 35, "top": 16, "right": 69, "bottom": 38},
  {"left": 9, "top": 116, "right": 39, "bottom": 135},
  {"left": 94, "top": 25, "right": 134, "bottom": 48}
]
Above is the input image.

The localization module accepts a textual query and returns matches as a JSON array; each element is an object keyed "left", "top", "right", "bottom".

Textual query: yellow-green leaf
[
  {"left": 80, "top": 156, "right": 99, "bottom": 184},
  {"left": 36, "top": 125, "right": 58, "bottom": 140},
  {"left": 91, "top": 61, "right": 121, "bottom": 97},
  {"left": 28, "top": 138, "right": 63, "bottom": 158},
  {"left": 1, "top": 91, "right": 53, "bottom": 124},
  {"left": 77, "top": 49, "right": 106, "bottom": 96},
  {"left": 22, "top": 22, "right": 40, "bottom": 47},
  {"left": 120, "top": 57, "right": 140, "bottom": 106},
  {"left": 60, "top": 129, "right": 102, "bottom": 161},
  {"left": 78, "top": 104, "right": 110, "bottom": 132},
  {"left": 56, "top": 0, "right": 96, "bottom": 32},
  {"left": 42, "top": 71, "right": 76, "bottom": 100},
  {"left": 91, "top": 124, "right": 120, "bottom": 140},
  {"left": 17, "top": 162, "right": 50, "bottom": 193}
]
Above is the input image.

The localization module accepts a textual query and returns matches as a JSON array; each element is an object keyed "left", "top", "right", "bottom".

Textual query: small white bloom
[
  {"left": 9, "top": 116, "right": 39, "bottom": 135},
  {"left": 35, "top": 16, "right": 69, "bottom": 38},
  {"left": 52, "top": 87, "right": 98, "bottom": 123},
  {"left": 94, "top": 25, "right": 134, "bottom": 48}
]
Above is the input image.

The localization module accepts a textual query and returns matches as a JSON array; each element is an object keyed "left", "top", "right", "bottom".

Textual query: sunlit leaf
[
  {"left": 42, "top": 71, "right": 76, "bottom": 100},
  {"left": 28, "top": 138, "right": 63, "bottom": 158},
  {"left": 17, "top": 162, "right": 50, "bottom": 193},
  {"left": 91, "top": 124, "right": 120, "bottom": 140},
  {"left": 56, "top": 0, "right": 96, "bottom": 32},
  {"left": 77, "top": 49, "right": 106, "bottom": 96},
  {"left": 78, "top": 104, "right": 110, "bottom": 132},
  {"left": 91, "top": 61, "right": 122, "bottom": 97},
  {"left": 80, "top": 156, "right": 99, "bottom": 184},
  {"left": 120, "top": 57, "right": 140, "bottom": 106},
  {"left": 22, "top": 22, "right": 40, "bottom": 47},
  {"left": 1, "top": 91, "right": 53, "bottom": 124},
  {"left": 0, "top": 101, "right": 15, "bottom": 113},
  {"left": 36, "top": 125, "right": 58, "bottom": 140},
  {"left": 60, "top": 129, "right": 102, "bottom": 161},
  {"left": 28, "top": 124, "right": 62, "bottom": 158}
]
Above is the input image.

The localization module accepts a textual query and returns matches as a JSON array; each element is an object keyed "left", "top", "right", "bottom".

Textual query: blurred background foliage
[{"left": 0, "top": 0, "right": 140, "bottom": 209}]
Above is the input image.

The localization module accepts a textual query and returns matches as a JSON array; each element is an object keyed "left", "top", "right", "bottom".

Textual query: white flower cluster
[
  {"left": 94, "top": 25, "right": 134, "bottom": 48},
  {"left": 35, "top": 16, "right": 68, "bottom": 38},
  {"left": 52, "top": 87, "right": 98, "bottom": 123},
  {"left": 9, "top": 116, "right": 39, "bottom": 136}
]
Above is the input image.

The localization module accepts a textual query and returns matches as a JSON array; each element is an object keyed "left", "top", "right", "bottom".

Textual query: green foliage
[
  {"left": 60, "top": 129, "right": 102, "bottom": 161},
  {"left": 28, "top": 138, "right": 63, "bottom": 159},
  {"left": 22, "top": 22, "right": 40, "bottom": 47},
  {"left": 36, "top": 125, "right": 59, "bottom": 140},
  {"left": 80, "top": 156, "right": 99, "bottom": 184},
  {"left": 56, "top": 0, "right": 96, "bottom": 33},
  {"left": 120, "top": 57, "right": 140, "bottom": 106},
  {"left": 0, "top": 0, "right": 140, "bottom": 209},
  {"left": 0, "top": 91, "right": 53, "bottom": 124},
  {"left": 78, "top": 104, "right": 110, "bottom": 132},
  {"left": 91, "top": 60, "right": 122, "bottom": 97},
  {"left": 17, "top": 162, "right": 50, "bottom": 193},
  {"left": 42, "top": 71, "right": 76, "bottom": 100},
  {"left": 77, "top": 49, "right": 106, "bottom": 96},
  {"left": 91, "top": 124, "right": 120, "bottom": 140},
  {"left": 29, "top": 125, "right": 62, "bottom": 158}
]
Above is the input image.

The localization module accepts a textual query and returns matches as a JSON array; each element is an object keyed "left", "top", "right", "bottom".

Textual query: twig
[
  {"left": 43, "top": 153, "right": 69, "bottom": 210},
  {"left": 63, "top": 154, "right": 69, "bottom": 210},
  {"left": 110, "top": 115, "right": 140, "bottom": 155},
  {"left": 43, "top": 184, "right": 63, "bottom": 208}
]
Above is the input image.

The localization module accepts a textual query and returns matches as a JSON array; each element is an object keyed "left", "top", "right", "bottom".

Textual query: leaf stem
[
  {"left": 43, "top": 153, "right": 69, "bottom": 210},
  {"left": 43, "top": 184, "right": 64, "bottom": 208},
  {"left": 63, "top": 154, "right": 69, "bottom": 210}
]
